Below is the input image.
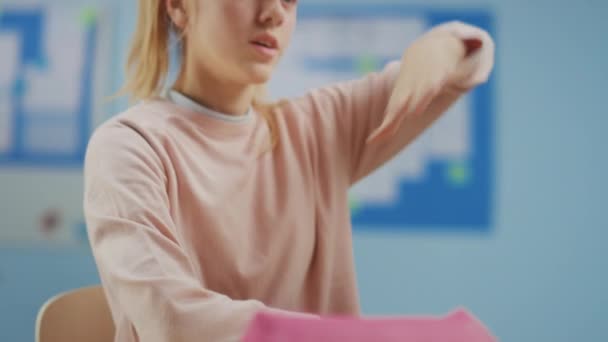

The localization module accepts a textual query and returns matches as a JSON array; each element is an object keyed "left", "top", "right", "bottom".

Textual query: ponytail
[{"left": 117, "top": 0, "right": 171, "bottom": 102}]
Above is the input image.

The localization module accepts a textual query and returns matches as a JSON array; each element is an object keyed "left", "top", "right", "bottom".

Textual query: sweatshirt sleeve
[
  {"left": 83, "top": 122, "right": 310, "bottom": 342},
  {"left": 297, "top": 21, "right": 493, "bottom": 185}
]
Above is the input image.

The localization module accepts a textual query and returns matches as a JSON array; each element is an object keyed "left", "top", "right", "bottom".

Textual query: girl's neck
[{"left": 173, "top": 63, "right": 255, "bottom": 116}]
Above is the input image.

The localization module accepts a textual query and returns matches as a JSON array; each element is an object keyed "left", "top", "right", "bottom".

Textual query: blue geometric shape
[
  {"left": 12, "top": 77, "right": 26, "bottom": 96},
  {"left": 0, "top": 9, "right": 45, "bottom": 65},
  {"left": 34, "top": 55, "right": 47, "bottom": 69},
  {"left": 0, "top": 7, "right": 98, "bottom": 167}
]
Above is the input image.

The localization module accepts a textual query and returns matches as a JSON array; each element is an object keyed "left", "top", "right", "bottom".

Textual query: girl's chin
[{"left": 243, "top": 63, "right": 275, "bottom": 84}]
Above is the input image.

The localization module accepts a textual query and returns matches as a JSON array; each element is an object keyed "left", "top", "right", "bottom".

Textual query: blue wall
[{"left": 1, "top": 0, "right": 607, "bottom": 341}]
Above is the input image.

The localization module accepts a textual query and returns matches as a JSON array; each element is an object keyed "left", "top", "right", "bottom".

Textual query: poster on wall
[
  {"left": 0, "top": 2, "right": 113, "bottom": 245},
  {"left": 268, "top": 5, "right": 495, "bottom": 230},
  {"left": 0, "top": 2, "right": 112, "bottom": 166}
]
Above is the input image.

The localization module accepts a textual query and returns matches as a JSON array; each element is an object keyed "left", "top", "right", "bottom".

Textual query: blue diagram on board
[
  {"left": 298, "top": 6, "right": 495, "bottom": 230},
  {"left": 0, "top": 7, "right": 98, "bottom": 167}
]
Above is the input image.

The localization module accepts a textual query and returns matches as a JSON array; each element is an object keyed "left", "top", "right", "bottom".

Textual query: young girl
[{"left": 83, "top": 0, "right": 494, "bottom": 341}]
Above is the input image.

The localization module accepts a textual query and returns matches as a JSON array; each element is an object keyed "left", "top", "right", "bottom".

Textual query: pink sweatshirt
[{"left": 84, "top": 23, "right": 493, "bottom": 342}]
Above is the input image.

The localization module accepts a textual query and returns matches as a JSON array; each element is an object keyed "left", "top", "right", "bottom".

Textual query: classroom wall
[{"left": 1, "top": 0, "right": 607, "bottom": 341}]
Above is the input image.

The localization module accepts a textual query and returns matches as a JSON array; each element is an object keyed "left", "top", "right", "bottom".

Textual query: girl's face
[{"left": 181, "top": 0, "right": 298, "bottom": 86}]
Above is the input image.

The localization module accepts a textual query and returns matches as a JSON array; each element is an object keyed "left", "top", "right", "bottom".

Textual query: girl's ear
[{"left": 166, "top": 0, "right": 187, "bottom": 30}]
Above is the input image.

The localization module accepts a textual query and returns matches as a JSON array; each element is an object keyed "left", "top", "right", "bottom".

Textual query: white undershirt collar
[{"left": 166, "top": 89, "right": 253, "bottom": 123}]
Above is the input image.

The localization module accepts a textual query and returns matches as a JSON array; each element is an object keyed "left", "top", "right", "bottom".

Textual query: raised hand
[{"left": 367, "top": 21, "right": 494, "bottom": 144}]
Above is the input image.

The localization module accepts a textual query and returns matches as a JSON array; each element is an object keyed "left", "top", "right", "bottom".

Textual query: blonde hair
[{"left": 118, "top": 0, "right": 279, "bottom": 149}]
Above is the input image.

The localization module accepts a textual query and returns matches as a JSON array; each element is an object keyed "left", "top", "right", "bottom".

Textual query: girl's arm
[
  {"left": 293, "top": 21, "right": 494, "bottom": 185},
  {"left": 84, "top": 124, "right": 312, "bottom": 342}
]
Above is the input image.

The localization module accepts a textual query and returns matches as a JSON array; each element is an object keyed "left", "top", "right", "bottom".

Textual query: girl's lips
[{"left": 250, "top": 41, "right": 278, "bottom": 60}]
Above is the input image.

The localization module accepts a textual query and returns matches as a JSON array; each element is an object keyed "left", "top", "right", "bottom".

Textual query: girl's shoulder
[{"left": 85, "top": 98, "right": 179, "bottom": 165}]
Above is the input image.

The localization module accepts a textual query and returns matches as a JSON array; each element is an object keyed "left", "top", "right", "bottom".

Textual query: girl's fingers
[{"left": 463, "top": 37, "right": 483, "bottom": 57}]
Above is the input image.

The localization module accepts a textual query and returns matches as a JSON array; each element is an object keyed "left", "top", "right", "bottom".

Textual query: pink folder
[{"left": 243, "top": 308, "right": 497, "bottom": 342}]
